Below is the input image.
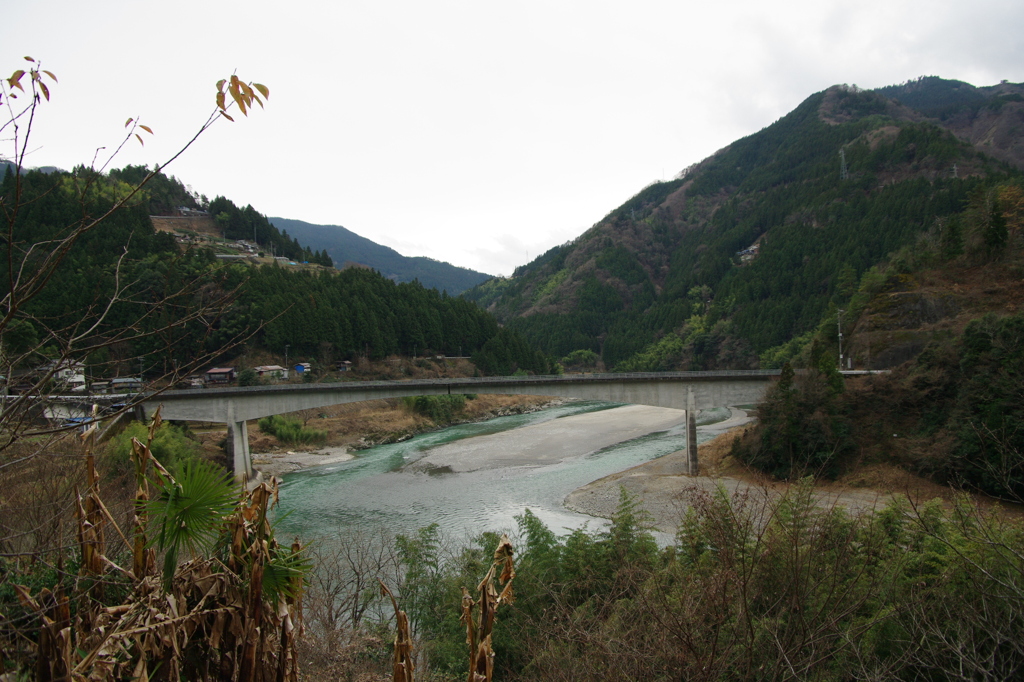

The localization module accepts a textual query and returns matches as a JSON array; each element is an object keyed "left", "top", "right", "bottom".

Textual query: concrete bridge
[{"left": 140, "top": 370, "right": 782, "bottom": 481}]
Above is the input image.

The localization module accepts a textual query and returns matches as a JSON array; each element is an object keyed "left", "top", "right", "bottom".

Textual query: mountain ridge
[
  {"left": 269, "top": 216, "right": 491, "bottom": 295},
  {"left": 464, "top": 77, "right": 1024, "bottom": 372}
]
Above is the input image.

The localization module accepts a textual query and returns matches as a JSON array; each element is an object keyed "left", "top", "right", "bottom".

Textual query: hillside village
[{"left": 150, "top": 212, "right": 330, "bottom": 271}]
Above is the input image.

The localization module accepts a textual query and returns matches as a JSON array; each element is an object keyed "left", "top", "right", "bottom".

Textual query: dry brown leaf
[{"left": 13, "top": 584, "right": 39, "bottom": 609}]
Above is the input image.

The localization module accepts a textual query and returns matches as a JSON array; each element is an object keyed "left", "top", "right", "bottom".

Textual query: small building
[
  {"left": 736, "top": 242, "right": 761, "bottom": 263},
  {"left": 255, "top": 365, "right": 289, "bottom": 380},
  {"left": 336, "top": 360, "right": 353, "bottom": 372},
  {"left": 205, "top": 367, "right": 236, "bottom": 384},
  {"left": 293, "top": 362, "right": 312, "bottom": 375},
  {"left": 38, "top": 360, "right": 87, "bottom": 392},
  {"left": 110, "top": 377, "right": 143, "bottom": 393}
]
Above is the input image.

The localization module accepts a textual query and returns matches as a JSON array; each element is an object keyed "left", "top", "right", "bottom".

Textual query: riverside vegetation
[{"left": 293, "top": 486, "right": 1024, "bottom": 681}]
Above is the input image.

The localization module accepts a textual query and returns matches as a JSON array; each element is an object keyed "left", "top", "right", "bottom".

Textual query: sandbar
[{"left": 406, "top": 404, "right": 687, "bottom": 473}]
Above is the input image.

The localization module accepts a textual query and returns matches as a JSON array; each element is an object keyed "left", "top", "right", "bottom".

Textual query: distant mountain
[
  {"left": 268, "top": 217, "right": 491, "bottom": 295},
  {"left": 464, "top": 78, "right": 1024, "bottom": 372},
  {"left": 0, "top": 160, "right": 62, "bottom": 177}
]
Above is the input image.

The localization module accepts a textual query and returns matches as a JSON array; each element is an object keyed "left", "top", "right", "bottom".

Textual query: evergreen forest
[
  {"left": 0, "top": 165, "right": 552, "bottom": 382},
  {"left": 465, "top": 82, "right": 1024, "bottom": 373}
]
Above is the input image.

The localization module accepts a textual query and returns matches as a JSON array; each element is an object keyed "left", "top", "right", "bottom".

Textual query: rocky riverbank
[{"left": 564, "top": 407, "right": 948, "bottom": 533}]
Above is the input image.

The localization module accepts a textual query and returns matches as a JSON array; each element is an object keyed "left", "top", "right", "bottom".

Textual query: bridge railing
[
  {"left": 445, "top": 370, "right": 784, "bottom": 383},
  {"left": 147, "top": 369, "right": 785, "bottom": 400}
]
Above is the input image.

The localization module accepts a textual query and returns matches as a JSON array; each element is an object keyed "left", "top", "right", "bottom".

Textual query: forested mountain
[
  {"left": 0, "top": 159, "right": 62, "bottom": 176},
  {"left": 0, "top": 166, "right": 552, "bottom": 380},
  {"left": 465, "top": 79, "right": 1024, "bottom": 372},
  {"left": 208, "top": 199, "right": 334, "bottom": 267},
  {"left": 269, "top": 217, "right": 491, "bottom": 295}
]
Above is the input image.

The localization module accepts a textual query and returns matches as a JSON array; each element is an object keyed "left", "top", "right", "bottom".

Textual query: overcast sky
[{"left": 4, "top": 0, "right": 1023, "bottom": 276}]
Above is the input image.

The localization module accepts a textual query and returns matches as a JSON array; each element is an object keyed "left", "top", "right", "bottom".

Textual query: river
[{"left": 274, "top": 400, "right": 731, "bottom": 542}]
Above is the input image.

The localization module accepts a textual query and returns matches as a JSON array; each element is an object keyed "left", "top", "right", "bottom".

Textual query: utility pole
[
  {"left": 837, "top": 309, "right": 845, "bottom": 371},
  {"left": 285, "top": 344, "right": 290, "bottom": 368}
]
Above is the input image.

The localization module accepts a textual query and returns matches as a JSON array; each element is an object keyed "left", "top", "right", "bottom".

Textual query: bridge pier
[
  {"left": 225, "top": 420, "right": 252, "bottom": 483},
  {"left": 224, "top": 401, "right": 253, "bottom": 483},
  {"left": 686, "top": 387, "right": 698, "bottom": 476}
]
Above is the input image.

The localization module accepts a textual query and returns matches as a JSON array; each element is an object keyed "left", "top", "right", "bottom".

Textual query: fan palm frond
[{"left": 146, "top": 459, "right": 238, "bottom": 589}]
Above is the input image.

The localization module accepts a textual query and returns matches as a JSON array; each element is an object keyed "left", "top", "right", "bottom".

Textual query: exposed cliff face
[{"left": 849, "top": 260, "right": 1024, "bottom": 370}]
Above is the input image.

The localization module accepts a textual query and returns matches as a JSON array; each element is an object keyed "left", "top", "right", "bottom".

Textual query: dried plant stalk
[
  {"left": 461, "top": 534, "right": 515, "bottom": 682},
  {"left": 380, "top": 579, "right": 415, "bottom": 682},
  {"left": 4, "top": 407, "right": 307, "bottom": 681}
]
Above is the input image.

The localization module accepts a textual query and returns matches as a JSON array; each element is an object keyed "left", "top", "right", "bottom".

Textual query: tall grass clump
[{"left": 259, "top": 414, "right": 328, "bottom": 445}]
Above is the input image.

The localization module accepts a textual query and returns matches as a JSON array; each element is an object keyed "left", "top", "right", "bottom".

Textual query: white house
[{"left": 38, "top": 360, "right": 86, "bottom": 392}]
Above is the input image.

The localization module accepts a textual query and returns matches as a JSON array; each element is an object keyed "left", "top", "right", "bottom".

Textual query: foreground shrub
[{"left": 373, "top": 484, "right": 1024, "bottom": 681}]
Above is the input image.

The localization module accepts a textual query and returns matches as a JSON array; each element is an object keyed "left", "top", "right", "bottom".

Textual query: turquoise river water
[{"left": 274, "top": 401, "right": 728, "bottom": 542}]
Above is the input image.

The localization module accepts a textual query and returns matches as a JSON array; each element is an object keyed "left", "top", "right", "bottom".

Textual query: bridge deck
[{"left": 135, "top": 371, "right": 782, "bottom": 481}]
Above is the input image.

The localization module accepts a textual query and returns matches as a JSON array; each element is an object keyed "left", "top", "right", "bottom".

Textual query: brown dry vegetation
[
  {"left": 0, "top": 437, "right": 134, "bottom": 559},
  {"left": 2, "top": 415, "right": 306, "bottom": 681},
  {"left": 703, "top": 419, "right": 968, "bottom": 508}
]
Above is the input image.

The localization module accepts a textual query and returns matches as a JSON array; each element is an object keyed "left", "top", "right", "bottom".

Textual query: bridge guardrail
[{"left": 146, "top": 370, "right": 785, "bottom": 401}]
